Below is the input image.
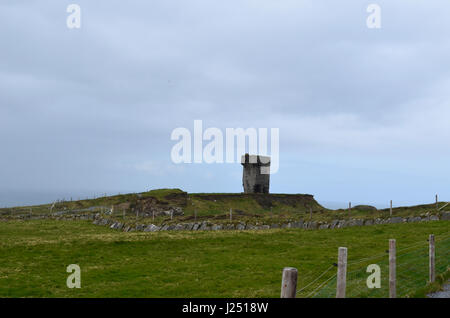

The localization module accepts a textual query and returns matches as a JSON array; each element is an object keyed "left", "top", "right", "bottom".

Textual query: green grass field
[{"left": 0, "top": 219, "right": 448, "bottom": 298}]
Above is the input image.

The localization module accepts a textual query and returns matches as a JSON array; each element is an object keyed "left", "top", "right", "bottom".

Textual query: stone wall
[{"left": 92, "top": 211, "right": 450, "bottom": 233}]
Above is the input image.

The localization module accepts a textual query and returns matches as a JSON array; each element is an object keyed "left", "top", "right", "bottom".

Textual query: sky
[{"left": 1, "top": 0, "right": 449, "bottom": 208}]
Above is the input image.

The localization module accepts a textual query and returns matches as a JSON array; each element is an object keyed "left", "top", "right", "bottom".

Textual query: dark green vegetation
[
  {"left": 0, "top": 189, "right": 445, "bottom": 226},
  {"left": 0, "top": 219, "right": 448, "bottom": 297}
]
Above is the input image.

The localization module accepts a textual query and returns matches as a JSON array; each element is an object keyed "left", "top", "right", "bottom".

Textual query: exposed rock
[
  {"left": 353, "top": 219, "right": 364, "bottom": 226},
  {"left": 441, "top": 212, "right": 450, "bottom": 220},
  {"left": 163, "top": 207, "right": 184, "bottom": 217},
  {"left": 291, "top": 220, "right": 304, "bottom": 228},
  {"left": 389, "top": 217, "right": 403, "bottom": 224},
  {"left": 199, "top": 221, "right": 209, "bottom": 231},
  {"left": 307, "top": 221, "right": 318, "bottom": 229},
  {"left": 132, "top": 192, "right": 187, "bottom": 218},
  {"left": 336, "top": 220, "right": 346, "bottom": 228},
  {"left": 173, "top": 224, "right": 185, "bottom": 231},
  {"left": 246, "top": 224, "right": 258, "bottom": 230},
  {"left": 184, "top": 223, "right": 194, "bottom": 231},
  {"left": 211, "top": 224, "right": 223, "bottom": 231},
  {"left": 110, "top": 222, "right": 123, "bottom": 230},
  {"left": 225, "top": 224, "right": 235, "bottom": 230},
  {"left": 408, "top": 216, "right": 421, "bottom": 223},
  {"left": 166, "top": 224, "right": 176, "bottom": 231},
  {"left": 236, "top": 223, "right": 246, "bottom": 230},
  {"left": 330, "top": 220, "right": 339, "bottom": 229},
  {"left": 84, "top": 204, "right": 448, "bottom": 234}
]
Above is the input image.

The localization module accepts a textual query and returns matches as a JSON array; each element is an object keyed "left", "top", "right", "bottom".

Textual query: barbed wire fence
[{"left": 286, "top": 233, "right": 450, "bottom": 298}]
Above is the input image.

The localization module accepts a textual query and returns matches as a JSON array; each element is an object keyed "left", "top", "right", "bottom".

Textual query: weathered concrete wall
[{"left": 241, "top": 154, "right": 270, "bottom": 193}]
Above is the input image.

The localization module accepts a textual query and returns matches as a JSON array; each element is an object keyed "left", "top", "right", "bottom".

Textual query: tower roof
[{"left": 240, "top": 154, "right": 271, "bottom": 165}]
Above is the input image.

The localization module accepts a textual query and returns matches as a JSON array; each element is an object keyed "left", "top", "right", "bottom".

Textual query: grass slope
[
  {"left": 1, "top": 189, "right": 446, "bottom": 227},
  {"left": 0, "top": 219, "right": 448, "bottom": 297}
]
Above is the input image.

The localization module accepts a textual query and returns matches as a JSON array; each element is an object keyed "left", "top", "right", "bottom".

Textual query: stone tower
[{"left": 241, "top": 154, "right": 271, "bottom": 194}]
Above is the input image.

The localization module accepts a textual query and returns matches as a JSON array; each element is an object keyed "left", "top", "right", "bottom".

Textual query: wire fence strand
[{"left": 296, "top": 234, "right": 450, "bottom": 298}]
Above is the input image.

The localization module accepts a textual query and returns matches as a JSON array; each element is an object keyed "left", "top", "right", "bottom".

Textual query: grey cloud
[{"left": 0, "top": 0, "right": 449, "bottom": 207}]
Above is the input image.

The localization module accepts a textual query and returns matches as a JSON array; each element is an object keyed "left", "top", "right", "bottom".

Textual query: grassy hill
[{"left": 0, "top": 189, "right": 446, "bottom": 226}]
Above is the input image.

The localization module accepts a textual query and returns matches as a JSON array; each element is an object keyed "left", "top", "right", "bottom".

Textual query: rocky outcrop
[{"left": 441, "top": 212, "right": 450, "bottom": 220}]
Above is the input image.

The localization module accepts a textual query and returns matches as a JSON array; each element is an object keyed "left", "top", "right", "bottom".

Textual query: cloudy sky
[{"left": 1, "top": 0, "right": 449, "bottom": 208}]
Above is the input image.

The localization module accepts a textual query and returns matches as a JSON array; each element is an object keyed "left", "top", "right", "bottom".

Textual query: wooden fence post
[
  {"left": 194, "top": 209, "right": 197, "bottom": 222},
  {"left": 436, "top": 195, "right": 438, "bottom": 210},
  {"left": 390, "top": 200, "right": 393, "bottom": 217},
  {"left": 281, "top": 267, "right": 298, "bottom": 298},
  {"left": 429, "top": 234, "right": 435, "bottom": 283},
  {"left": 336, "top": 247, "right": 347, "bottom": 298},
  {"left": 152, "top": 210, "right": 155, "bottom": 222},
  {"left": 389, "top": 239, "right": 396, "bottom": 298}
]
